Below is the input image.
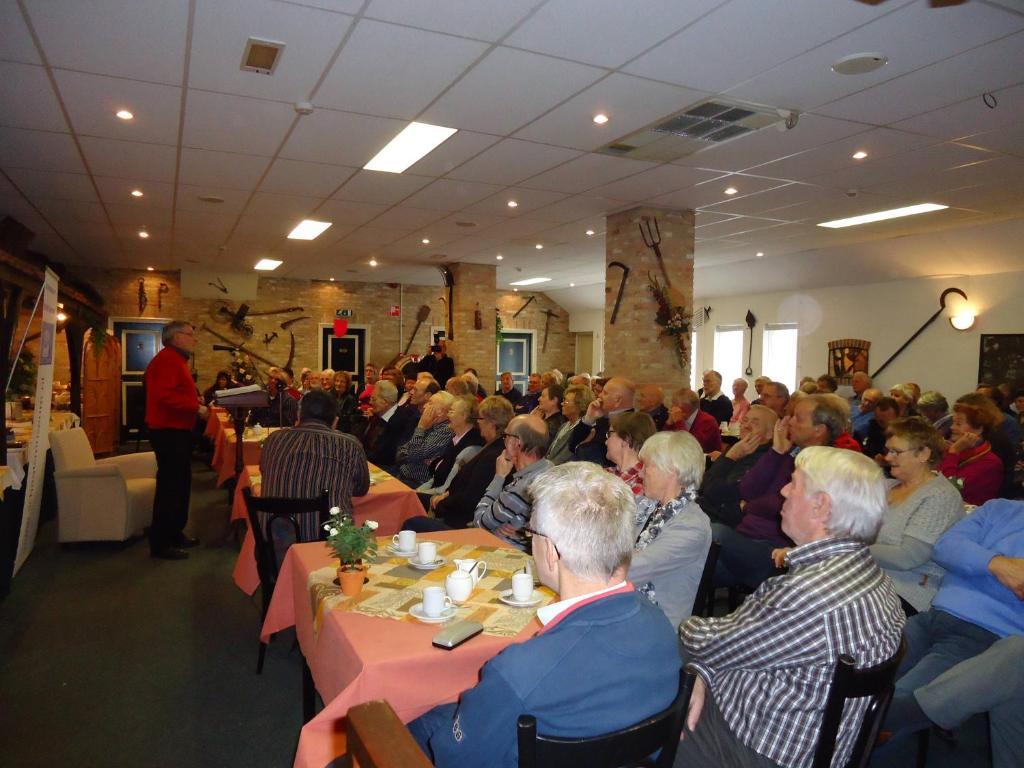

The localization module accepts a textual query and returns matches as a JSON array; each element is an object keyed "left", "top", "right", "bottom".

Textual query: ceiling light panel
[
  {"left": 818, "top": 203, "right": 948, "bottom": 229},
  {"left": 287, "top": 219, "right": 333, "bottom": 239},
  {"left": 364, "top": 121, "right": 459, "bottom": 173},
  {"left": 510, "top": 277, "right": 552, "bottom": 286}
]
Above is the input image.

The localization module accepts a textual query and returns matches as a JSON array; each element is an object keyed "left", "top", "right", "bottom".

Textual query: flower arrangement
[
  {"left": 647, "top": 273, "right": 691, "bottom": 371},
  {"left": 324, "top": 507, "right": 379, "bottom": 571}
]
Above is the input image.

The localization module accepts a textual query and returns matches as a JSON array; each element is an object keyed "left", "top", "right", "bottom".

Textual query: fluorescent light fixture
[
  {"left": 287, "top": 219, "right": 332, "bottom": 240},
  {"left": 254, "top": 258, "right": 283, "bottom": 271},
  {"left": 509, "top": 277, "right": 551, "bottom": 286},
  {"left": 818, "top": 203, "right": 948, "bottom": 229},
  {"left": 363, "top": 121, "right": 458, "bottom": 174}
]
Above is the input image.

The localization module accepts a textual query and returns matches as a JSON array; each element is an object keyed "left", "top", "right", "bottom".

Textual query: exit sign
[
  {"left": 335, "top": 309, "right": 353, "bottom": 318},
  {"left": 388, "top": 305, "right": 401, "bottom": 317}
]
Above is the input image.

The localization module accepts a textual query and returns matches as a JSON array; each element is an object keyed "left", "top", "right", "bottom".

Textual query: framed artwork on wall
[
  {"left": 827, "top": 338, "right": 870, "bottom": 384},
  {"left": 978, "top": 334, "right": 1024, "bottom": 387}
]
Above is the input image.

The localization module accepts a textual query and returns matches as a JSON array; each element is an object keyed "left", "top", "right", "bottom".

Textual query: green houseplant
[{"left": 324, "top": 509, "right": 378, "bottom": 596}]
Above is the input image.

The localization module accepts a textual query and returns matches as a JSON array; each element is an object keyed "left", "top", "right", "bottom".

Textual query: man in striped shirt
[
  {"left": 674, "top": 447, "right": 905, "bottom": 768},
  {"left": 260, "top": 390, "right": 370, "bottom": 545}
]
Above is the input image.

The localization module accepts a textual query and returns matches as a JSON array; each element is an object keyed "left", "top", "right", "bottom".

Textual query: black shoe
[
  {"left": 177, "top": 534, "right": 200, "bottom": 548},
  {"left": 151, "top": 547, "right": 189, "bottom": 560}
]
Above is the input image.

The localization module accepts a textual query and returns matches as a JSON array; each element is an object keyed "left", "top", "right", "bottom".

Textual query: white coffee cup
[
  {"left": 422, "top": 585, "right": 452, "bottom": 617},
  {"left": 393, "top": 530, "right": 416, "bottom": 552},
  {"left": 445, "top": 570, "right": 473, "bottom": 603},
  {"left": 455, "top": 558, "right": 487, "bottom": 585},
  {"left": 511, "top": 572, "right": 534, "bottom": 602},
  {"left": 417, "top": 541, "right": 438, "bottom": 565}
]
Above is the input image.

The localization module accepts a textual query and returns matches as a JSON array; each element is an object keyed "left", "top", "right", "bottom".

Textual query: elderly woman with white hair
[{"left": 629, "top": 430, "right": 713, "bottom": 628}]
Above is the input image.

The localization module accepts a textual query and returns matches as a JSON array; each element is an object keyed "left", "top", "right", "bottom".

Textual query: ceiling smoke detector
[
  {"left": 832, "top": 53, "right": 888, "bottom": 76},
  {"left": 241, "top": 37, "right": 285, "bottom": 75}
]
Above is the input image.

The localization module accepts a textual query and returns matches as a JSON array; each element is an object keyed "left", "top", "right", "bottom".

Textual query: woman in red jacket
[{"left": 940, "top": 399, "right": 1003, "bottom": 506}]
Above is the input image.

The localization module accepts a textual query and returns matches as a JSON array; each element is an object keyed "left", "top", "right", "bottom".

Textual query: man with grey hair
[
  {"left": 474, "top": 414, "right": 552, "bottom": 549},
  {"left": 674, "top": 447, "right": 905, "bottom": 768},
  {"left": 917, "top": 390, "right": 952, "bottom": 438},
  {"left": 570, "top": 376, "right": 635, "bottom": 465},
  {"left": 759, "top": 381, "right": 790, "bottom": 419},
  {"left": 361, "top": 379, "right": 417, "bottom": 469},
  {"left": 700, "top": 370, "right": 733, "bottom": 424},
  {"left": 144, "top": 321, "right": 205, "bottom": 559},
  {"left": 410, "top": 463, "right": 681, "bottom": 768}
]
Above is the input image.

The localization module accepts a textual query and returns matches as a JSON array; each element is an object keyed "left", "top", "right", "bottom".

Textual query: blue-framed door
[
  {"left": 320, "top": 325, "right": 368, "bottom": 390},
  {"left": 497, "top": 332, "right": 533, "bottom": 393},
  {"left": 112, "top": 319, "right": 168, "bottom": 443}
]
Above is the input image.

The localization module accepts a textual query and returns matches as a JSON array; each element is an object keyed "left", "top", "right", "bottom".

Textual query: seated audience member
[
  {"left": 819, "top": 392, "right": 860, "bottom": 450},
  {"left": 851, "top": 387, "right": 881, "bottom": 440},
  {"left": 396, "top": 391, "right": 455, "bottom": 488},
  {"left": 665, "top": 388, "right": 723, "bottom": 454},
  {"left": 569, "top": 377, "right": 635, "bottom": 465},
  {"left": 917, "top": 390, "right": 952, "bottom": 439},
  {"left": 631, "top": 431, "right": 712, "bottom": 628},
  {"left": 751, "top": 375, "right": 771, "bottom": 405},
  {"left": 941, "top": 395, "right": 1005, "bottom": 505},
  {"left": 357, "top": 362, "right": 376, "bottom": 405},
  {"left": 405, "top": 396, "right": 513, "bottom": 532},
  {"left": 331, "top": 370, "right": 358, "bottom": 431},
  {"left": 259, "top": 390, "right": 369, "bottom": 551},
  {"left": 1013, "top": 388, "right": 1024, "bottom": 421},
  {"left": 319, "top": 368, "right": 335, "bottom": 391},
  {"left": 883, "top": 499, "right": 1024, "bottom": 768},
  {"left": 605, "top": 412, "right": 657, "bottom": 496},
  {"left": 699, "top": 370, "right": 733, "bottom": 424},
  {"left": 299, "top": 367, "right": 314, "bottom": 393},
  {"left": 409, "top": 463, "right": 681, "bottom": 768},
  {"left": 890, "top": 383, "right": 917, "bottom": 417},
  {"left": 798, "top": 376, "right": 818, "bottom": 395},
  {"left": 495, "top": 370, "right": 522, "bottom": 406},
  {"left": 816, "top": 374, "right": 838, "bottom": 394},
  {"left": 249, "top": 371, "right": 298, "bottom": 428},
  {"left": 444, "top": 375, "right": 472, "bottom": 397},
  {"left": 546, "top": 384, "right": 592, "bottom": 465},
  {"left": 699, "top": 405, "right": 777, "bottom": 527},
  {"left": 591, "top": 376, "right": 608, "bottom": 399},
  {"left": 568, "top": 372, "right": 591, "bottom": 388},
  {"left": 728, "top": 378, "right": 750, "bottom": 425},
  {"left": 281, "top": 367, "right": 301, "bottom": 401},
  {"left": 474, "top": 414, "right": 552, "bottom": 549},
  {"left": 675, "top": 447, "right": 905, "bottom": 768},
  {"left": 361, "top": 380, "right": 417, "bottom": 469},
  {"left": 862, "top": 396, "right": 900, "bottom": 463},
  {"left": 515, "top": 372, "right": 543, "bottom": 415},
  {"left": 849, "top": 371, "right": 872, "bottom": 407},
  {"left": 203, "top": 370, "right": 232, "bottom": 405},
  {"left": 759, "top": 380, "right": 790, "bottom": 419},
  {"left": 716, "top": 394, "right": 861, "bottom": 591},
  {"left": 462, "top": 369, "right": 486, "bottom": 401},
  {"left": 540, "top": 369, "right": 563, "bottom": 391},
  {"left": 407, "top": 376, "right": 440, "bottom": 417},
  {"left": 535, "top": 383, "right": 566, "bottom": 442},
  {"left": 417, "top": 339, "right": 455, "bottom": 388},
  {"left": 416, "top": 396, "right": 484, "bottom": 498},
  {"left": 871, "top": 417, "right": 964, "bottom": 614},
  {"left": 635, "top": 383, "right": 669, "bottom": 429},
  {"left": 974, "top": 387, "right": 1022, "bottom": 456}
]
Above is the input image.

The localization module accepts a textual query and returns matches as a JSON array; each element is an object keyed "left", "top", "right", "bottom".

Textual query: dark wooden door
[{"left": 112, "top": 320, "right": 167, "bottom": 443}]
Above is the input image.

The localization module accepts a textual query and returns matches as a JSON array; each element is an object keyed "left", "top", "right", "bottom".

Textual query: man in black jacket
[
  {"left": 569, "top": 377, "right": 634, "bottom": 465},
  {"left": 417, "top": 340, "right": 455, "bottom": 388},
  {"left": 362, "top": 380, "right": 418, "bottom": 470},
  {"left": 699, "top": 405, "right": 777, "bottom": 527}
]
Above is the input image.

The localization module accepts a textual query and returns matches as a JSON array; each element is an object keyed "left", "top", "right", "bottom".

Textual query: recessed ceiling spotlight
[
  {"left": 585, "top": 229, "right": 595, "bottom": 236},
  {"left": 130, "top": 189, "right": 144, "bottom": 198},
  {"left": 287, "top": 219, "right": 332, "bottom": 240},
  {"left": 421, "top": 238, "right": 430, "bottom": 244},
  {"left": 496, "top": 254, "right": 503, "bottom": 260},
  {"left": 535, "top": 243, "right": 543, "bottom": 250},
  {"left": 756, "top": 251, "right": 764, "bottom": 257},
  {"left": 592, "top": 113, "right": 609, "bottom": 125},
  {"left": 724, "top": 187, "right": 738, "bottom": 195},
  {"left": 254, "top": 258, "right": 282, "bottom": 270},
  {"left": 507, "top": 200, "right": 518, "bottom": 208},
  {"left": 137, "top": 230, "right": 149, "bottom": 239},
  {"left": 115, "top": 109, "right": 134, "bottom": 121},
  {"left": 369, "top": 258, "right": 378, "bottom": 267},
  {"left": 146, "top": 266, "right": 155, "bottom": 271},
  {"left": 56, "top": 311, "right": 68, "bottom": 322},
  {"left": 569, "top": 282, "right": 575, "bottom": 287},
  {"left": 852, "top": 151, "right": 868, "bottom": 160},
  {"left": 513, "top": 288, "right": 519, "bottom": 292},
  {"left": 329, "top": 277, "right": 335, "bottom": 282}
]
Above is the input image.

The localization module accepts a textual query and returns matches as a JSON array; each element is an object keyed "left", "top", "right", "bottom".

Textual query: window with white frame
[
  {"left": 712, "top": 325, "right": 745, "bottom": 389},
  {"left": 689, "top": 331, "right": 698, "bottom": 390},
  {"left": 762, "top": 323, "right": 798, "bottom": 393}
]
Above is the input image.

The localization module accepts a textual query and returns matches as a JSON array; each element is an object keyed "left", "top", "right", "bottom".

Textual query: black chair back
[
  {"left": 517, "top": 667, "right": 694, "bottom": 768},
  {"left": 812, "top": 637, "right": 906, "bottom": 768},
  {"left": 691, "top": 540, "right": 721, "bottom": 617}
]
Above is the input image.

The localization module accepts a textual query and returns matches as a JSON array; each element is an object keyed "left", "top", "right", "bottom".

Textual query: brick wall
[{"left": 497, "top": 290, "right": 576, "bottom": 386}]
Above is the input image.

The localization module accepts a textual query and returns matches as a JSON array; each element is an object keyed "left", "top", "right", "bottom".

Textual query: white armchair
[{"left": 49, "top": 428, "right": 157, "bottom": 543}]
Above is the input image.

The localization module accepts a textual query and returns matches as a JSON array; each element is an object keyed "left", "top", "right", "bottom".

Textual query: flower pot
[{"left": 337, "top": 565, "right": 367, "bottom": 597}]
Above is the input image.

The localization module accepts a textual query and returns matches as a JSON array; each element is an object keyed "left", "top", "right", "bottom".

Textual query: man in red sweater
[
  {"left": 145, "top": 321, "right": 205, "bottom": 560},
  {"left": 665, "top": 387, "right": 723, "bottom": 454}
]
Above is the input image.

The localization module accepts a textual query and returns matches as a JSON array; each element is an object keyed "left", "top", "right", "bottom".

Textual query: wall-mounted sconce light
[{"left": 950, "top": 311, "right": 975, "bottom": 331}]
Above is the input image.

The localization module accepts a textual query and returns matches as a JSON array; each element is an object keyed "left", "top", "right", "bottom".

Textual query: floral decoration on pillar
[{"left": 648, "top": 273, "right": 691, "bottom": 371}]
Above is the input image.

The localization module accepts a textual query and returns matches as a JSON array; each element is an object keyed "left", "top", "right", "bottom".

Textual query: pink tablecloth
[
  {"left": 231, "top": 464, "right": 425, "bottom": 594},
  {"left": 261, "top": 529, "right": 540, "bottom": 768}
]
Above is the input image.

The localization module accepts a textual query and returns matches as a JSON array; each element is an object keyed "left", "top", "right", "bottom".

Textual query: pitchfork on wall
[{"left": 639, "top": 217, "right": 671, "bottom": 288}]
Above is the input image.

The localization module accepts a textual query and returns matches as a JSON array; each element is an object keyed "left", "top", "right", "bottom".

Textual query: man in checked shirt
[{"left": 674, "top": 447, "right": 905, "bottom": 768}]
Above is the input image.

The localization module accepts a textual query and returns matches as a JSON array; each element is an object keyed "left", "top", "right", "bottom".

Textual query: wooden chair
[
  {"left": 811, "top": 638, "right": 906, "bottom": 768},
  {"left": 333, "top": 700, "right": 432, "bottom": 768},
  {"left": 516, "top": 666, "right": 694, "bottom": 768},
  {"left": 691, "top": 540, "right": 721, "bottom": 617}
]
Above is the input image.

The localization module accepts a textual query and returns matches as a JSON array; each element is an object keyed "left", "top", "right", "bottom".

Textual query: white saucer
[
  {"left": 409, "top": 602, "right": 456, "bottom": 623},
  {"left": 408, "top": 555, "right": 447, "bottom": 571},
  {"left": 387, "top": 545, "right": 417, "bottom": 557},
  {"left": 499, "top": 589, "right": 543, "bottom": 607}
]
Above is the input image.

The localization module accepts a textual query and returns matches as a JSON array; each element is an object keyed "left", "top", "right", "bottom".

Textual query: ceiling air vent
[
  {"left": 241, "top": 37, "right": 285, "bottom": 75},
  {"left": 597, "top": 98, "right": 786, "bottom": 163}
]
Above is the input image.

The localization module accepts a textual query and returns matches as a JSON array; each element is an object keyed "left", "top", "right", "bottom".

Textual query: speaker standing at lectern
[{"left": 144, "top": 321, "right": 206, "bottom": 561}]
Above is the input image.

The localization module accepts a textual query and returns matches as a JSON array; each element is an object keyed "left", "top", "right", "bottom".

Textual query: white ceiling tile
[
  {"left": 175, "top": 184, "right": 250, "bottom": 214},
  {"left": 869, "top": 156, "right": 1024, "bottom": 200},
  {"left": 79, "top": 136, "right": 177, "bottom": 182},
  {"left": 892, "top": 81, "right": 1024, "bottom": 140},
  {"left": 0, "top": 174, "right": 19, "bottom": 197},
  {"left": 94, "top": 175, "right": 174, "bottom": 208},
  {"left": 284, "top": 0, "right": 364, "bottom": 13},
  {"left": 447, "top": 139, "right": 581, "bottom": 185},
  {"left": 504, "top": 0, "right": 722, "bottom": 68},
  {"left": 404, "top": 130, "right": 501, "bottom": 177},
  {"left": 369, "top": 206, "right": 445, "bottom": 231},
  {"left": 5, "top": 169, "right": 98, "bottom": 203},
  {"left": 336, "top": 225, "right": 406, "bottom": 249},
  {"left": 462, "top": 186, "right": 568, "bottom": 217},
  {"left": 183, "top": 90, "right": 295, "bottom": 156},
  {"left": 0, "top": 128, "right": 85, "bottom": 173},
  {"left": 692, "top": 216, "right": 788, "bottom": 240},
  {"left": 701, "top": 182, "right": 840, "bottom": 218},
  {"left": 364, "top": 0, "right": 538, "bottom": 42},
  {"left": 106, "top": 201, "right": 172, "bottom": 229},
  {"left": 190, "top": 0, "right": 352, "bottom": 101},
  {"left": 55, "top": 70, "right": 181, "bottom": 145},
  {"left": 522, "top": 153, "right": 657, "bottom": 194},
  {"left": 315, "top": 19, "right": 488, "bottom": 119},
  {"left": 281, "top": 108, "right": 406, "bottom": 166},
  {"left": 817, "top": 30, "right": 1024, "bottom": 125},
  {"left": 25, "top": 0, "right": 188, "bottom": 84},
  {"left": 648, "top": 173, "right": 787, "bottom": 210},
  {"left": 0, "top": 62, "right": 66, "bottom": 132},
  {"left": 401, "top": 178, "right": 503, "bottom": 211},
  {"left": 586, "top": 165, "right": 720, "bottom": 203},
  {"left": 179, "top": 147, "right": 269, "bottom": 189},
  {"left": 477, "top": 216, "right": 554, "bottom": 240},
  {"left": 623, "top": 0, "right": 884, "bottom": 92},
  {"left": 954, "top": 125, "right": 1024, "bottom": 159},
  {"left": 245, "top": 191, "right": 321, "bottom": 220},
  {"left": 420, "top": 47, "right": 605, "bottom": 134},
  {"left": 725, "top": 1, "right": 1024, "bottom": 112},
  {"left": 173, "top": 208, "right": 237, "bottom": 240},
  {"left": 0, "top": 1, "right": 40, "bottom": 64},
  {"left": 259, "top": 158, "right": 356, "bottom": 197},
  {"left": 34, "top": 198, "right": 110, "bottom": 226},
  {"left": 312, "top": 199, "right": 390, "bottom": 232},
  {"left": 522, "top": 194, "right": 625, "bottom": 223},
  {"left": 331, "top": 170, "right": 432, "bottom": 205}
]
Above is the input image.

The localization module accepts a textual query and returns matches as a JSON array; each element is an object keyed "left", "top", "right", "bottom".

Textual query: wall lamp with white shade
[{"left": 949, "top": 311, "right": 976, "bottom": 331}]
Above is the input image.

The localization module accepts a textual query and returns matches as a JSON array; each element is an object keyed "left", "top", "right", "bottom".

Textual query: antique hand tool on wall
[
  {"left": 402, "top": 305, "right": 431, "bottom": 355},
  {"left": 541, "top": 308, "right": 558, "bottom": 352},
  {"left": 157, "top": 282, "right": 169, "bottom": 311},
  {"left": 137, "top": 279, "right": 147, "bottom": 314},
  {"left": 744, "top": 309, "right": 757, "bottom": 375},
  {"left": 639, "top": 216, "right": 671, "bottom": 287},
  {"left": 608, "top": 261, "right": 630, "bottom": 325},
  {"left": 512, "top": 295, "right": 535, "bottom": 318}
]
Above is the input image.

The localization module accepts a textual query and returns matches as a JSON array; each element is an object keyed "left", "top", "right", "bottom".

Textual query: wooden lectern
[{"left": 214, "top": 386, "right": 270, "bottom": 478}]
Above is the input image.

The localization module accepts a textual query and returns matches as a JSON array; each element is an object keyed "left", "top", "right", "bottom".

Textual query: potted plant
[{"left": 324, "top": 507, "right": 379, "bottom": 596}]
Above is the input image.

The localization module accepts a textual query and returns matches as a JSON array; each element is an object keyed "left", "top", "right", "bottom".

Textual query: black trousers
[{"left": 148, "top": 428, "right": 193, "bottom": 552}]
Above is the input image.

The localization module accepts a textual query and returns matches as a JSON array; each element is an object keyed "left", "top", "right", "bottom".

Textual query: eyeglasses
[
  {"left": 884, "top": 446, "right": 912, "bottom": 456},
  {"left": 502, "top": 432, "right": 520, "bottom": 442},
  {"left": 523, "top": 526, "right": 559, "bottom": 557}
]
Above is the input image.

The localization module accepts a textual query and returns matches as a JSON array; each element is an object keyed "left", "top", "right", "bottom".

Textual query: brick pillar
[
  {"left": 604, "top": 206, "right": 694, "bottom": 397},
  {"left": 449, "top": 262, "right": 496, "bottom": 387}
]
